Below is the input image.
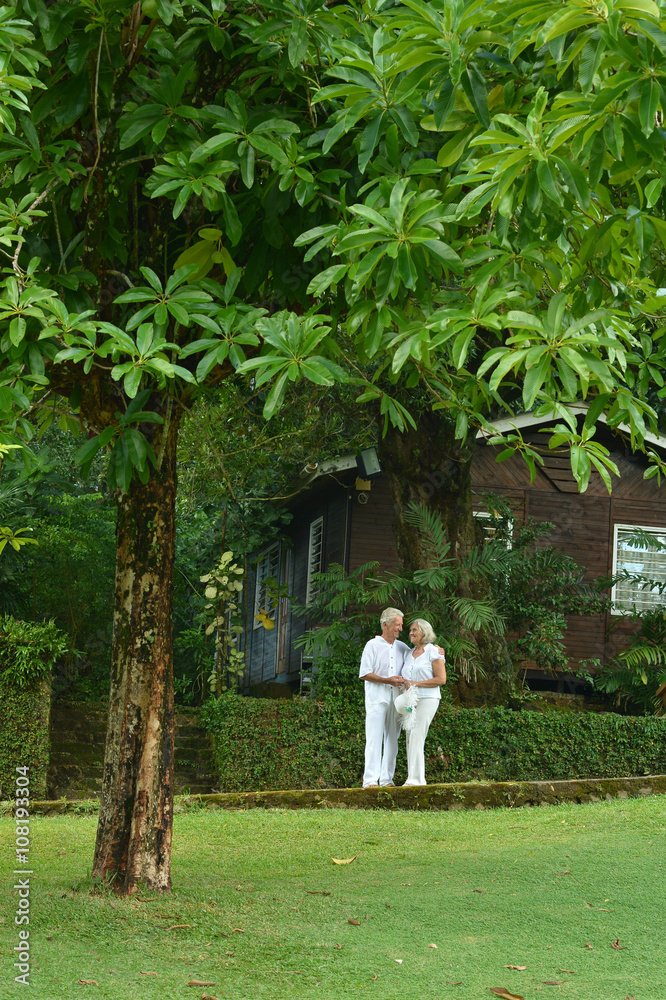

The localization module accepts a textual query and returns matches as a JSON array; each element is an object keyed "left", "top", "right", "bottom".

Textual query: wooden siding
[
  {"left": 349, "top": 476, "right": 401, "bottom": 574},
  {"left": 474, "top": 437, "right": 666, "bottom": 669}
]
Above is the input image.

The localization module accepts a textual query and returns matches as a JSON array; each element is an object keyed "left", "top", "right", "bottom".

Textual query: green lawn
[{"left": 1, "top": 797, "right": 665, "bottom": 999}]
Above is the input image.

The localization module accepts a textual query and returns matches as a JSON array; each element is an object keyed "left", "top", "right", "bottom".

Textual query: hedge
[
  {"left": 0, "top": 678, "right": 51, "bottom": 799},
  {"left": 0, "top": 617, "right": 66, "bottom": 800},
  {"left": 201, "top": 696, "right": 666, "bottom": 791}
]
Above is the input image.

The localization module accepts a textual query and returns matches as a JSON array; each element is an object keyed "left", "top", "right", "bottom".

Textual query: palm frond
[
  {"left": 451, "top": 596, "right": 505, "bottom": 635},
  {"left": 404, "top": 501, "right": 452, "bottom": 567},
  {"left": 618, "top": 644, "right": 666, "bottom": 669}
]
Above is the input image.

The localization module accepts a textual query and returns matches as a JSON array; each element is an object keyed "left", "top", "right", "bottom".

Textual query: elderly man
[{"left": 359, "top": 607, "right": 409, "bottom": 789}]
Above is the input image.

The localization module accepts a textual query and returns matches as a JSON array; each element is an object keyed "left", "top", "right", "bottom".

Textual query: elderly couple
[{"left": 359, "top": 606, "right": 446, "bottom": 789}]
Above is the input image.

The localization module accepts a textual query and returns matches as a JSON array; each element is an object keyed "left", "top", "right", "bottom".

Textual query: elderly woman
[{"left": 399, "top": 618, "right": 446, "bottom": 786}]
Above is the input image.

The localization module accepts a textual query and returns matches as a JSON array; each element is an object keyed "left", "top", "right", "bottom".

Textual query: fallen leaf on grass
[
  {"left": 139, "top": 971, "right": 158, "bottom": 976},
  {"left": 473, "top": 889, "right": 484, "bottom": 894},
  {"left": 446, "top": 982, "right": 463, "bottom": 986},
  {"left": 370, "top": 975, "right": 378, "bottom": 981},
  {"left": 331, "top": 855, "right": 358, "bottom": 865},
  {"left": 187, "top": 981, "right": 215, "bottom": 987},
  {"left": 504, "top": 965, "right": 527, "bottom": 971},
  {"left": 611, "top": 939, "right": 627, "bottom": 950},
  {"left": 348, "top": 919, "right": 361, "bottom": 926},
  {"left": 167, "top": 924, "right": 191, "bottom": 931},
  {"left": 598, "top": 908, "right": 614, "bottom": 912},
  {"left": 201, "top": 995, "right": 222, "bottom": 1000},
  {"left": 558, "top": 969, "right": 576, "bottom": 974},
  {"left": 231, "top": 928, "right": 245, "bottom": 934},
  {"left": 585, "top": 943, "right": 593, "bottom": 950},
  {"left": 395, "top": 959, "right": 403, "bottom": 964},
  {"left": 489, "top": 989, "right": 524, "bottom": 1000},
  {"left": 78, "top": 981, "right": 99, "bottom": 986},
  {"left": 306, "top": 890, "right": 331, "bottom": 896},
  {"left": 544, "top": 981, "right": 565, "bottom": 986},
  {"left": 428, "top": 943, "right": 438, "bottom": 949},
  {"left": 334, "top": 944, "right": 342, "bottom": 950}
]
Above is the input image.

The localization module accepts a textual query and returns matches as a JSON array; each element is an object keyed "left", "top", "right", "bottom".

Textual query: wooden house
[{"left": 242, "top": 412, "right": 666, "bottom": 693}]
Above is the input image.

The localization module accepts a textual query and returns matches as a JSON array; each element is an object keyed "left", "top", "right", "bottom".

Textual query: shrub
[
  {"left": 0, "top": 617, "right": 68, "bottom": 688},
  {"left": 201, "top": 696, "right": 666, "bottom": 792},
  {"left": 0, "top": 618, "right": 65, "bottom": 799}
]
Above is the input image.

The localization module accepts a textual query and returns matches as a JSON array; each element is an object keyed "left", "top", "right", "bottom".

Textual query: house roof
[
  {"left": 477, "top": 406, "right": 666, "bottom": 452},
  {"left": 286, "top": 406, "right": 666, "bottom": 500}
]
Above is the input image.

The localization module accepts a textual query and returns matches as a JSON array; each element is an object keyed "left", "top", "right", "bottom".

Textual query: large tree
[
  {"left": 0, "top": 0, "right": 364, "bottom": 893},
  {"left": 2, "top": 0, "right": 666, "bottom": 891}
]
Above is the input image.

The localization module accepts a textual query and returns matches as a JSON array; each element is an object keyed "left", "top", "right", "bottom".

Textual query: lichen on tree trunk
[
  {"left": 378, "top": 411, "right": 514, "bottom": 704},
  {"left": 92, "top": 408, "right": 180, "bottom": 893}
]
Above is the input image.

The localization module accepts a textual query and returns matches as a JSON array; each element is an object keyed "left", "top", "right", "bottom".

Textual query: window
[
  {"left": 473, "top": 510, "right": 513, "bottom": 549},
  {"left": 305, "top": 517, "right": 324, "bottom": 605},
  {"left": 253, "top": 543, "right": 280, "bottom": 628},
  {"left": 612, "top": 524, "right": 666, "bottom": 614}
]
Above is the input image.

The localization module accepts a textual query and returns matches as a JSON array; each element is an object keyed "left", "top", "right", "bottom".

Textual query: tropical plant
[
  {"left": 475, "top": 494, "right": 612, "bottom": 673},
  {"left": 200, "top": 549, "right": 245, "bottom": 695},
  {"left": 595, "top": 529, "right": 666, "bottom": 713},
  {"left": 298, "top": 500, "right": 511, "bottom": 680},
  {"left": 0, "top": 616, "right": 68, "bottom": 689}
]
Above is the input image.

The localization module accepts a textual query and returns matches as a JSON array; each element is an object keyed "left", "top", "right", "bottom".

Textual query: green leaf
[
  {"left": 307, "top": 264, "right": 347, "bottom": 297},
  {"left": 523, "top": 355, "right": 550, "bottom": 409},
  {"left": 437, "top": 127, "right": 474, "bottom": 168},
  {"left": 358, "top": 113, "right": 385, "bottom": 173},
  {"left": 536, "top": 160, "right": 562, "bottom": 205},
  {"left": 638, "top": 78, "right": 659, "bottom": 137},
  {"left": 462, "top": 66, "right": 490, "bottom": 128},
  {"left": 288, "top": 17, "right": 308, "bottom": 66}
]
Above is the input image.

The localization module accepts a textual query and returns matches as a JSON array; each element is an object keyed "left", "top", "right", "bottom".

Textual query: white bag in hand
[{"left": 394, "top": 685, "right": 419, "bottom": 733}]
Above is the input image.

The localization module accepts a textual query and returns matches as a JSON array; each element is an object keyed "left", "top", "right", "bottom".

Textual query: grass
[{"left": 1, "top": 796, "right": 665, "bottom": 999}]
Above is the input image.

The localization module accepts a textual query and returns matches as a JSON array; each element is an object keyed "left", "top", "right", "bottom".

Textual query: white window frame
[
  {"left": 611, "top": 523, "right": 666, "bottom": 615},
  {"left": 305, "top": 516, "right": 324, "bottom": 605},
  {"left": 473, "top": 510, "right": 513, "bottom": 549},
  {"left": 253, "top": 543, "right": 280, "bottom": 628}
]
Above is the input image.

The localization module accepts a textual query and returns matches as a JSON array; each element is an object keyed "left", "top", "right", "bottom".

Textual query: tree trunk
[
  {"left": 92, "top": 407, "right": 181, "bottom": 893},
  {"left": 378, "top": 411, "right": 513, "bottom": 703}
]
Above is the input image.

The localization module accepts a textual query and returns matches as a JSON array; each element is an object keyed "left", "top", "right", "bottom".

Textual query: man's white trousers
[{"left": 362, "top": 701, "right": 401, "bottom": 787}]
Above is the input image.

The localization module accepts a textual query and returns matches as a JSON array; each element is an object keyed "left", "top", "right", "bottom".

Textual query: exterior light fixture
[{"left": 356, "top": 447, "right": 382, "bottom": 480}]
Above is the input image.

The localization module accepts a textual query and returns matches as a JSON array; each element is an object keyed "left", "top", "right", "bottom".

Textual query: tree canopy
[{"left": 3, "top": 0, "right": 666, "bottom": 890}]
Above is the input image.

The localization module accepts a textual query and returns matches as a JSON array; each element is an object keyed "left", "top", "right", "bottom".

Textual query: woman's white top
[{"left": 401, "top": 642, "right": 444, "bottom": 700}]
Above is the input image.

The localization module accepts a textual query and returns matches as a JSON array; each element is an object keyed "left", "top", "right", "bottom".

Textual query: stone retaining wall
[{"left": 9, "top": 773, "right": 666, "bottom": 815}]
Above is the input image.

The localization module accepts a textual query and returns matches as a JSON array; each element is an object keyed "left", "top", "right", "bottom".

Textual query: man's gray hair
[
  {"left": 380, "top": 607, "right": 404, "bottom": 627},
  {"left": 411, "top": 618, "right": 437, "bottom": 644}
]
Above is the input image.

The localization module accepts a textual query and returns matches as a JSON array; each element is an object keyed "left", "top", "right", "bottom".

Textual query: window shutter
[
  {"left": 253, "top": 543, "right": 280, "bottom": 627},
  {"left": 306, "top": 517, "right": 324, "bottom": 605}
]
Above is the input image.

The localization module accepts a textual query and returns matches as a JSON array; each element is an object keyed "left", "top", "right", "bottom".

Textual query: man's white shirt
[{"left": 359, "top": 636, "right": 410, "bottom": 706}]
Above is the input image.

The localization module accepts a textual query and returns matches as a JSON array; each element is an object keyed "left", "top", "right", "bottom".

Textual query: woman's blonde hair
[{"left": 410, "top": 618, "right": 436, "bottom": 644}]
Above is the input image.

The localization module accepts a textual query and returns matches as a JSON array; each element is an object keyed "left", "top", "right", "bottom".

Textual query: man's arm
[{"left": 362, "top": 673, "right": 404, "bottom": 687}]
